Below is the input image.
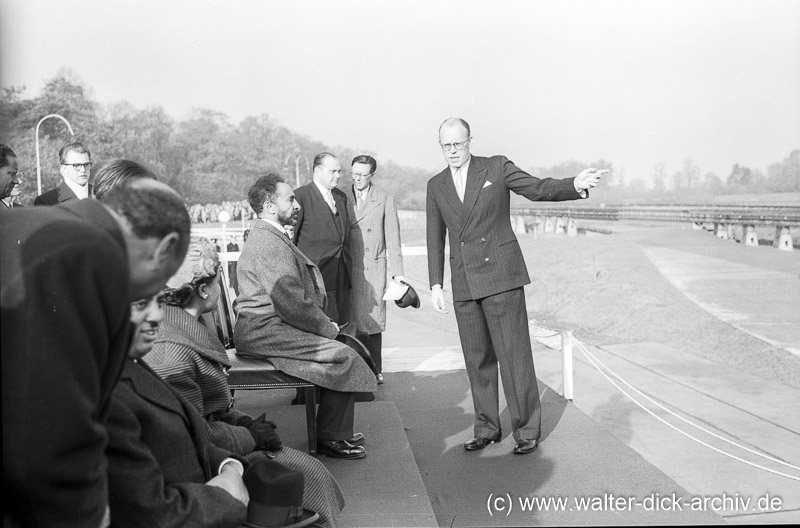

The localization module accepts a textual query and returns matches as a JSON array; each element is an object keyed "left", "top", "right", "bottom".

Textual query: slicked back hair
[
  {"left": 59, "top": 142, "right": 91, "bottom": 164},
  {"left": 101, "top": 179, "right": 191, "bottom": 257},
  {"left": 0, "top": 144, "right": 16, "bottom": 168},
  {"left": 93, "top": 159, "right": 157, "bottom": 200},
  {"left": 248, "top": 173, "right": 285, "bottom": 215},
  {"left": 439, "top": 117, "right": 471, "bottom": 138},
  {"left": 351, "top": 154, "right": 376, "bottom": 174},
  {"left": 312, "top": 152, "right": 336, "bottom": 172}
]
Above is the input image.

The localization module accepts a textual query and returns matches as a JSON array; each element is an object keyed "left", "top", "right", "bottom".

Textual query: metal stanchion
[{"left": 561, "top": 330, "right": 574, "bottom": 401}]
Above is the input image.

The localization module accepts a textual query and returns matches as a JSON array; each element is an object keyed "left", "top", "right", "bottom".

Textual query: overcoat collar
[
  {"left": 254, "top": 219, "right": 312, "bottom": 264},
  {"left": 156, "top": 306, "right": 231, "bottom": 368},
  {"left": 350, "top": 184, "right": 381, "bottom": 223}
]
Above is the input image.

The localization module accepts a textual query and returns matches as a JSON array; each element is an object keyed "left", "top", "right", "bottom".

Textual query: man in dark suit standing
[
  {"left": 1, "top": 177, "right": 191, "bottom": 527},
  {"left": 426, "top": 117, "right": 606, "bottom": 455},
  {"left": 34, "top": 141, "right": 94, "bottom": 205},
  {"left": 293, "top": 152, "right": 352, "bottom": 324}
]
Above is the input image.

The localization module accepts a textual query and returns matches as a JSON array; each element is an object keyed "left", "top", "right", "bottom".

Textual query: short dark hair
[
  {"left": 93, "top": 159, "right": 157, "bottom": 200},
  {"left": 247, "top": 173, "right": 285, "bottom": 215},
  {"left": 312, "top": 152, "right": 336, "bottom": 172},
  {"left": 439, "top": 117, "right": 471, "bottom": 138},
  {"left": 59, "top": 142, "right": 91, "bottom": 164},
  {"left": 101, "top": 179, "right": 191, "bottom": 256},
  {"left": 351, "top": 155, "right": 377, "bottom": 174},
  {"left": 0, "top": 144, "right": 17, "bottom": 168}
]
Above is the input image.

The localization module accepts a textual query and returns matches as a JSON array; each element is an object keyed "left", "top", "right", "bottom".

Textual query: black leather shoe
[
  {"left": 513, "top": 439, "right": 539, "bottom": 455},
  {"left": 464, "top": 432, "right": 502, "bottom": 451},
  {"left": 346, "top": 432, "right": 365, "bottom": 447},
  {"left": 317, "top": 440, "right": 366, "bottom": 459}
]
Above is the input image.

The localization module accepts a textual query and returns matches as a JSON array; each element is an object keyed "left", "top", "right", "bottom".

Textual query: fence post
[{"left": 561, "top": 331, "right": 574, "bottom": 401}]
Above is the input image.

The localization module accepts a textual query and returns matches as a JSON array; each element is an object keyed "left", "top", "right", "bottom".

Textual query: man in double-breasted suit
[
  {"left": 426, "top": 117, "right": 606, "bottom": 455},
  {"left": 293, "top": 152, "right": 352, "bottom": 324},
  {"left": 347, "top": 155, "right": 406, "bottom": 383},
  {"left": 34, "top": 142, "right": 94, "bottom": 205},
  {"left": 235, "top": 174, "right": 376, "bottom": 460}
]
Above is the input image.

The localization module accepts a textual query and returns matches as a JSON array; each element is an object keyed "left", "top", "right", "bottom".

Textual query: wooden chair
[{"left": 204, "top": 256, "right": 318, "bottom": 456}]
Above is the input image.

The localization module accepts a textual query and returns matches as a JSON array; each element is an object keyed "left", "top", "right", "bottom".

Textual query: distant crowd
[{"left": 188, "top": 200, "right": 258, "bottom": 224}]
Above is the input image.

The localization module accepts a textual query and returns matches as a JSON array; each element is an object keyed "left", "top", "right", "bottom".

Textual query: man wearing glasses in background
[
  {"left": 34, "top": 141, "right": 94, "bottom": 205},
  {"left": 426, "top": 117, "right": 608, "bottom": 456}
]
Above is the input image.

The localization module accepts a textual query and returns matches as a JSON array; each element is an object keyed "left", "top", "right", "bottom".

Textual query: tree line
[{"left": 2, "top": 71, "right": 797, "bottom": 208}]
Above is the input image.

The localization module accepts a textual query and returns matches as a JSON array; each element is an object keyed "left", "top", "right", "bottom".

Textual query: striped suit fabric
[
  {"left": 145, "top": 305, "right": 345, "bottom": 528},
  {"left": 426, "top": 154, "right": 584, "bottom": 442}
]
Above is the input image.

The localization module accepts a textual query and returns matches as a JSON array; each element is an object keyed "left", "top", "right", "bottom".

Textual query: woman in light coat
[{"left": 144, "top": 237, "right": 345, "bottom": 528}]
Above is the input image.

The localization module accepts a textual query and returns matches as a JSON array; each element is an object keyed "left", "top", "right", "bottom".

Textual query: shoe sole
[{"left": 317, "top": 448, "right": 366, "bottom": 460}]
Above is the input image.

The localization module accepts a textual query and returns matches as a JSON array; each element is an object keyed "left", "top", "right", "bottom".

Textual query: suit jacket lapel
[
  {"left": 459, "top": 157, "right": 488, "bottom": 236},
  {"left": 352, "top": 185, "right": 380, "bottom": 223}
]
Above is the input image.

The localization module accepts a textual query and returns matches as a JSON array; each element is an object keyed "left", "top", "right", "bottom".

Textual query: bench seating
[{"left": 205, "top": 254, "right": 318, "bottom": 456}]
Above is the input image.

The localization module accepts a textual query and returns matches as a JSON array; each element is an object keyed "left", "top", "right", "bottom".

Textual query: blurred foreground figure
[
  {"left": 426, "top": 117, "right": 606, "bottom": 455},
  {"left": 1, "top": 144, "right": 23, "bottom": 209},
  {"left": 1, "top": 176, "right": 190, "bottom": 527}
]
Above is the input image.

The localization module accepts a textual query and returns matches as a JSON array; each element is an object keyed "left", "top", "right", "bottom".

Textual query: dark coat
[
  {"left": 144, "top": 306, "right": 346, "bottom": 528},
  {"left": 293, "top": 183, "right": 352, "bottom": 292},
  {"left": 1, "top": 200, "right": 131, "bottom": 527},
  {"left": 234, "top": 220, "right": 376, "bottom": 393},
  {"left": 33, "top": 181, "right": 93, "bottom": 205},
  {"left": 426, "top": 155, "right": 583, "bottom": 301},
  {"left": 105, "top": 359, "right": 247, "bottom": 528}
]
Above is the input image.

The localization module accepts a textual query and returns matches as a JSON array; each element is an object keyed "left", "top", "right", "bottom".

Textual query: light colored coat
[
  {"left": 347, "top": 184, "right": 404, "bottom": 334},
  {"left": 233, "top": 220, "right": 376, "bottom": 393}
]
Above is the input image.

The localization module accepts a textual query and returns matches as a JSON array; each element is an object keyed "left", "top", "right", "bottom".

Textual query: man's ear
[{"left": 153, "top": 232, "right": 181, "bottom": 267}]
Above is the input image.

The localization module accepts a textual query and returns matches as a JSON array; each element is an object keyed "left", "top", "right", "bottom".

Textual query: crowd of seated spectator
[{"left": 2, "top": 146, "right": 355, "bottom": 527}]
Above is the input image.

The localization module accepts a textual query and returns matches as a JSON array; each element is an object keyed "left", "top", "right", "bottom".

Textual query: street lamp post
[
  {"left": 284, "top": 154, "right": 310, "bottom": 189},
  {"left": 36, "top": 114, "right": 75, "bottom": 195}
]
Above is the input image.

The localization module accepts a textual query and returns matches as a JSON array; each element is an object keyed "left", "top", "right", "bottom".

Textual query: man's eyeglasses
[
  {"left": 440, "top": 139, "right": 470, "bottom": 151},
  {"left": 62, "top": 162, "right": 93, "bottom": 171},
  {"left": 351, "top": 172, "right": 373, "bottom": 179},
  {"left": 9, "top": 171, "right": 24, "bottom": 181}
]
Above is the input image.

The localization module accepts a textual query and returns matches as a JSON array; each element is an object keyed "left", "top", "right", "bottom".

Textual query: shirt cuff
[
  {"left": 219, "top": 458, "right": 245, "bottom": 477},
  {"left": 573, "top": 181, "right": 588, "bottom": 198}
]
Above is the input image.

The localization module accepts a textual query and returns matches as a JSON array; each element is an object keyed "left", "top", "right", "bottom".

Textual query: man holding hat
[{"left": 346, "top": 154, "right": 413, "bottom": 385}]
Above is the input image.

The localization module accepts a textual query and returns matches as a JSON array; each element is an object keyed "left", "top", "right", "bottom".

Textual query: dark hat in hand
[
  {"left": 243, "top": 460, "right": 319, "bottom": 528},
  {"left": 395, "top": 280, "right": 420, "bottom": 309}
]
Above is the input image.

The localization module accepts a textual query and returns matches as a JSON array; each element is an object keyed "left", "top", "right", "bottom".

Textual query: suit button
[
  {"left": 365, "top": 248, "right": 370, "bottom": 252},
  {"left": 460, "top": 242, "right": 465, "bottom": 246},
  {"left": 367, "top": 229, "right": 372, "bottom": 233},
  {"left": 485, "top": 257, "right": 490, "bottom": 262}
]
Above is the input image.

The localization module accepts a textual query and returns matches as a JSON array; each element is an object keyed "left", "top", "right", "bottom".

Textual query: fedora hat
[
  {"left": 394, "top": 279, "right": 420, "bottom": 309},
  {"left": 335, "top": 333, "right": 378, "bottom": 375},
  {"left": 243, "top": 460, "right": 319, "bottom": 528}
]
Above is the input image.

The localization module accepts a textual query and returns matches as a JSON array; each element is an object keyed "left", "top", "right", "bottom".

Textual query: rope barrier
[{"left": 566, "top": 333, "right": 800, "bottom": 481}]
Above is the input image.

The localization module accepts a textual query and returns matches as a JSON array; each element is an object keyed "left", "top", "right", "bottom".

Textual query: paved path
[
  {"left": 384, "top": 228, "right": 800, "bottom": 524},
  {"left": 636, "top": 229, "right": 800, "bottom": 356}
]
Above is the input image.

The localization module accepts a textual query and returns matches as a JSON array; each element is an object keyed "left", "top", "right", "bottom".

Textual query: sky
[{"left": 1, "top": 0, "right": 799, "bottom": 184}]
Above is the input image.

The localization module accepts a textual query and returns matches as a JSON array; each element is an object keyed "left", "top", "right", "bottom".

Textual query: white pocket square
[{"left": 482, "top": 181, "right": 493, "bottom": 188}]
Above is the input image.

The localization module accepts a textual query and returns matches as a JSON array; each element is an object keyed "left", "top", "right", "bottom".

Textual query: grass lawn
[{"left": 398, "top": 217, "right": 800, "bottom": 390}]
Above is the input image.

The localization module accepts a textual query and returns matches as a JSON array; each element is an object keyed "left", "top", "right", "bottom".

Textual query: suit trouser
[
  {"left": 355, "top": 331, "right": 383, "bottom": 374},
  {"left": 324, "top": 259, "right": 352, "bottom": 325},
  {"left": 453, "top": 287, "right": 541, "bottom": 442},
  {"left": 316, "top": 388, "right": 356, "bottom": 442}
]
